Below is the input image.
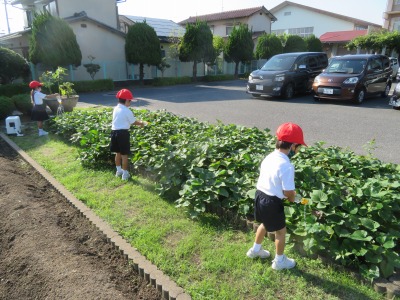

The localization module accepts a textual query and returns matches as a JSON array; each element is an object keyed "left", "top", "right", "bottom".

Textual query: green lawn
[{"left": 7, "top": 120, "right": 385, "bottom": 300}]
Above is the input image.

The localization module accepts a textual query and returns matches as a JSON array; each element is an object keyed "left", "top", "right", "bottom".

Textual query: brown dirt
[{"left": 0, "top": 137, "right": 162, "bottom": 300}]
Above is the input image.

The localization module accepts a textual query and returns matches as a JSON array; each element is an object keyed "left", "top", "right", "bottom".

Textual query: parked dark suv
[
  {"left": 246, "top": 52, "right": 328, "bottom": 99},
  {"left": 312, "top": 54, "right": 392, "bottom": 104}
]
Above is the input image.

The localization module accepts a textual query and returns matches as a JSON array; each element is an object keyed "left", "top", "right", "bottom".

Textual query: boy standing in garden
[
  {"left": 246, "top": 122, "right": 306, "bottom": 270},
  {"left": 110, "top": 89, "right": 147, "bottom": 180}
]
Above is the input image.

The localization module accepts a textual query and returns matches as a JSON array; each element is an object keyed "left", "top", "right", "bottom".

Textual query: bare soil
[{"left": 0, "top": 137, "right": 161, "bottom": 300}]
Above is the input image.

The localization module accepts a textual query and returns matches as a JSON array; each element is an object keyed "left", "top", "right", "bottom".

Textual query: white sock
[
  {"left": 275, "top": 254, "right": 284, "bottom": 262},
  {"left": 252, "top": 243, "right": 261, "bottom": 252},
  {"left": 122, "top": 169, "right": 129, "bottom": 175},
  {"left": 116, "top": 166, "right": 122, "bottom": 172}
]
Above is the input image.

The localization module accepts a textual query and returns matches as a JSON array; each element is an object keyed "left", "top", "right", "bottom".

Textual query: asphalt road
[{"left": 78, "top": 80, "right": 400, "bottom": 165}]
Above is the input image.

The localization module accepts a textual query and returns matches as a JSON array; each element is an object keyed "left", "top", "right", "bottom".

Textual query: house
[
  {"left": 119, "top": 16, "right": 187, "bottom": 78},
  {"left": 269, "top": 1, "right": 381, "bottom": 39},
  {"left": 269, "top": 1, "right": 382, "bottom": 57},
  {"left": 319, "top": 30, "right": 368, "bottom": 57},
  {"left": 383, "top": 0, "right": 400, "bottom": 31},
  {"left": 2, "top": 0, "right": 128, "bottom": 81},
  {"left": 179, "top": 6, "right": 277, "bottom": 47}
]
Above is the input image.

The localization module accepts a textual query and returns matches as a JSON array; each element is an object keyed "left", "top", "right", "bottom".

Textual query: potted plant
[{"left": 40, "top": 66, "right": 79, "bottom": 114}]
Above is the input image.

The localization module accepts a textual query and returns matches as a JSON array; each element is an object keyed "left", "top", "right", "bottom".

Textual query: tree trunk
[
  {"left": 192, "top": 61, "right": 197, "bottom": 82},
  {"left": 234, "top": 62, "right": 239, "bottom": 79},
  {"left": 139, "top": 63, "right": 144, "bottom": 85}
]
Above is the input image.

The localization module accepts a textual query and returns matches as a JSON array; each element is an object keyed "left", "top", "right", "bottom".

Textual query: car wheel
[
  {"left": 313, "top": 96, "right": 321, "bottom": 102},
  {"left": 354, "top": 88, "right": 365, "bottom": 104},
  {"left": 381, "top": 84, "right": 391, "bottom": 98},
  {"left": 282, "top": 83, "right": 294, "bottom": 99}
]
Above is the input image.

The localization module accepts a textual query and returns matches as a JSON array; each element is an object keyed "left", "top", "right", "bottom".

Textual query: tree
[
  {"left": 255, "top": 33, "right": 283, "bottom": 59},
  {"left": 83, "top": 55, "right": 101, "bottom": 80},
  {"left": 157, "top": 57, "right": 171, "bottom": 77},
  {"left": 224, "top": 24, "right": 254, "bottom": 78},
  {"left": 305, "top": 35, "right": 323, "bottom": 52},
  {"left": 283, "top": 35, "right": 307, "bottom": 53},
  {"left": 29, "top": 11, "right": 82, "bottom": 69},
  {"left": 179, "top": 20, "right": 214, "bottom": 81},
  {"left": 0, "top": 47, "right": 30, "bottom": 84},
  {"left": 125, "top": 21, "right": 162, "bottom": 84}
]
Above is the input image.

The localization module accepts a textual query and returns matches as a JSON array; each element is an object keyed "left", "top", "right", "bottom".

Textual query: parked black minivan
[{"left": 247, "top": 52, "right": 328, "bottom": 99}]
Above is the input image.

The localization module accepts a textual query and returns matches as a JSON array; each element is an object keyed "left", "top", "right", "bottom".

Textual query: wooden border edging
[{"left": 0, "top": 132, "right": 192, "bottom": 300}]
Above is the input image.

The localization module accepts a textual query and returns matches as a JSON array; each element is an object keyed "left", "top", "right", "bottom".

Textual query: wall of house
[
  {"left": 68, "top": 22, "right": 126, "bottom": 81},
  {"left": 57, "top": 0, "right": 118, "bottom": 29},
  {"left": 271, "top": 5, "right": 356, "bottom": 38},
  {"left": 248, "top": 13, "right": 271, "bottom": 33}
]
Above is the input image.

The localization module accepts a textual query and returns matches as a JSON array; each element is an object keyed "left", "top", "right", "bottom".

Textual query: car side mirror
[{"left": 298, "top": 65, "right": 308, "bottom": 71}]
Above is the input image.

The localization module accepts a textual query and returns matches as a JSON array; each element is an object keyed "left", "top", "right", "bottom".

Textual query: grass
[{"left": 7, "top": 119, "right": 386, "bottom": 300}]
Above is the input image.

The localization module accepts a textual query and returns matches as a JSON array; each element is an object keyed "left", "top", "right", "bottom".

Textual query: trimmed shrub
[
  {"left": 0, "top": 83, "right": 30, "bottom": 98},
  {"left": 11, "top": 94, "right": 33, "bottom": 115},
  {"left": 72, "top": 79, "right": 114, "bottom": 93},
  {"left": 152, "top": 76, "right": 192, "bottom": 86},
  {"left": 0, "top": 96, "right": 16, "bottom": 120}
]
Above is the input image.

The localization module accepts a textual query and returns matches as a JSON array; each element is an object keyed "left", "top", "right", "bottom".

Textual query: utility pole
[{"left": 3, "top": 0, "right": 11, "bottom": 34}]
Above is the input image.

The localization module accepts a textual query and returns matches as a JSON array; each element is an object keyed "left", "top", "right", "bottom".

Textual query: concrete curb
[{"left": 0, "top": 132, "right": 192, "bottom": 300}]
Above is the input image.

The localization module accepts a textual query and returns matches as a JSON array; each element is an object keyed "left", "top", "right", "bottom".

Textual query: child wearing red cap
[
  {"left": 110, "top": 89, "right": 147, "bottom": 180},
  {"left": 29, "top": 80, "right": 59, "bottom": 136},
  {"left": 247, "top": 122, "right": 306, "bottom": 270}
]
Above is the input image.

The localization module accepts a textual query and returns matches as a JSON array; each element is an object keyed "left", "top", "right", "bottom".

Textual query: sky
[{"left": 0, "top": 0, "right": 388, "bottom": 35}]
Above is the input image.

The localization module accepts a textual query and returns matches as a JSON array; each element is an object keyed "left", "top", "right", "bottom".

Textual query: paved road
[{"left": 78, "top": 80, "right": 400, "bottom": 165}]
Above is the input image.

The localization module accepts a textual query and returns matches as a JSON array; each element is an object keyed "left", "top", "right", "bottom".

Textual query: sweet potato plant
[{"left": 49, "top": 108, "right": 400, "bottom": 280}]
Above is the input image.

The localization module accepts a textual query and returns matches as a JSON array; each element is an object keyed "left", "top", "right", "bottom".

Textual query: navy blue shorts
[
  {"left": 254, "top": 190, "right": 286, "bottom": 232},
  {"left": 110, "top": 130, "right": 130, "bottom": 155}
]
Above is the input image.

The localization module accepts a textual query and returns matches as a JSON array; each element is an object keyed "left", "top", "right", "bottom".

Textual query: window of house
[
  {"left": 271, "top": 29, "right": 285, "bottom": 35},
  {"left": 26, "top": 10, "right": 33, "bottom": 28},
  {"left": 284, "top": 11, "right": 291, "bottom": 16},
  {"left": 393, "top": 20, "right": 400, "bottom": 31},
  {"left": 226, "top": 26, "right": 234, "bottom": 36},
  {"left": 354, "top": 25, "right": 367, "bottom": 30},
  {"left": 288, "top": 27, "right": 314, "bottom": 38}
]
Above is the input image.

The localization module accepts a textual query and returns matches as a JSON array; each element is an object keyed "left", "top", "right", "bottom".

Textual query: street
[{"left": 79, "top": 80, "right": 400, "bottom": 165}]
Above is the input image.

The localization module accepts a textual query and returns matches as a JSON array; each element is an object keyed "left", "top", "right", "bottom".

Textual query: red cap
[
  {"left": 29, "top": 81, "right": 43, "bottom": 89},
  {"left": 116, "top": 89, "right": 134, "bottom": 100},
  {"left": 276, "top": 122, "right": 307, "bottom": 146}
]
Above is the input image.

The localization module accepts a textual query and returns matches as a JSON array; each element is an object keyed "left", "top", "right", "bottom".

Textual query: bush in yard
[
  {"left": 0, "top": 96, "right": 16, "bottom": 120},
  {"left": 0, "top": 47, "right": 30, "bottom": 84},
  {"left": 11, "top": 94, "right": 33, "bottom": 115},
  {"left": 48, "top": 108, "right": 400, "bottom": 280}
]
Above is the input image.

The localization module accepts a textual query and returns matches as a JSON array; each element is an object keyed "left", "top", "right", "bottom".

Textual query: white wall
[
  {"left": 272, "top": 5, "right": 355, "bottom": 38},
  {"left": 57, "top": 0, "right": 118, "bottom": 29},
  {"left": 248, "top": 13, "right": 272, "bottom": 33}
]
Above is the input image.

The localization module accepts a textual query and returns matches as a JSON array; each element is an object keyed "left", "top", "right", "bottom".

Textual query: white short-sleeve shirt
[
  {"left": 111, "top": 104, "right": 136, "bottom": 130},
  {"left": 33, "top": 91, "right": 46, "bottom": 105},
  {"left": 256, "top": 150, "right": 295, "bottom": 199}
]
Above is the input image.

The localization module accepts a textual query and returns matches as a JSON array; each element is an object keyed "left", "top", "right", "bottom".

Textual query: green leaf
[
  {"left": 217, "top": 188, "right": 229, "bottom": 197},
  {"left": 380, "top": 259, "right": 395, "bottom": 278},
  {"left": 360, "top": 218, "right": 380, "bottom": 231},
  {"left": 349, "top": 230, "right": 373, "bottom": 241},
  {"left": 311, "top": 190, "right": 328, "bottom": 202}
]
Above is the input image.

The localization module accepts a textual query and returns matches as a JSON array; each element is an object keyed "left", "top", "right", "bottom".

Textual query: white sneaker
[
  {"left": 272, "top": 255, "right": 296, "bottom": 270},
  {"left": 38, "top": 130, "right": 49, "bottom": 136},
  {"left": 115, "top": 170, "right": 123, "bottom": 177},
  {"left": 246, "top": 247, "right": 270, "bottom": 259},
  {"left": 122, "top": 172, "right": 130, "bottom": 180}
]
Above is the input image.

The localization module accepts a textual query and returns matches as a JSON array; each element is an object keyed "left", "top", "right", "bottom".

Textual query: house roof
[
  {"left": 64, "top": 11, "right": 126, "bottom": 38},
  {"left": 123, "top": 16, "right": 185, "bottom": 38},
  {"left": 319, "top": 30, "right": 368, "bottom": 43},
  {"left": 179, "top": 6, "right": 277, "bottom": 25},
  {"left": 270, "top": 1, "right": 381, "bottom": 28}
]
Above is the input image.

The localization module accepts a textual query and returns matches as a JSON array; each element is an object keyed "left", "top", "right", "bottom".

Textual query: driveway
[{"left": 78, "top": 80, "right": 400, "bottom": 165}]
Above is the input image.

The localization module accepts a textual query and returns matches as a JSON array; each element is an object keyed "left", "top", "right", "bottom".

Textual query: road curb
[{"left": 0, "top": 132, "right": 191, "bottom": 300}]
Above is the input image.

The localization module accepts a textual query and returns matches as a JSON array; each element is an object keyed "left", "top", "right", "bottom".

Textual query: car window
[
  {"left": 383, "top": 57, "right": 390, "bottom": 69},
  {"left": 308, "top": 56, "right": 318, "bottom": 69},
  {"left": 318, "top": 54, "right": 328, "bottom": 67},
  {"left": 326, "top": 58, "right": 366, "bottom": 74},
  {"left": 260, "top": 55, "right": 297, "bottom": 71},
  {"left": 368, "top": 58, "right": 383, "bottom": 71}
]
